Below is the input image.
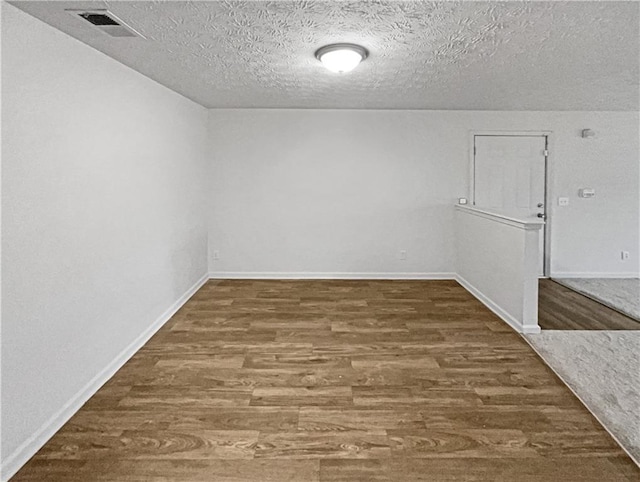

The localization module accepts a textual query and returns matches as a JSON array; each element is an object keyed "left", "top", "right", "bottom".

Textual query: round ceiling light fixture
[{"left": 315, "top": 43, "right": 368, "bottom": 73}]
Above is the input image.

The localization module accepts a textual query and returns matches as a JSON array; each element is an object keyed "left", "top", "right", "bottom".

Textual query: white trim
[
  {"left": 550, "top": 272, "right": 639, "bottom": 279},
  {"left": 209, "top": 272, "right": 455, "bottom": 280},
  {"left": 471, "top": 130, "right": 552, "bottom": 137},
  {"left": 455, "top": 204, "right": 544, "bottom": 231},
  {"left": 522, "top": 334, "right": 639, "bottom": 466},
  {"left": 469, "top": 130, "right": 553, "bottom": 277},
  {"left": 0, "top": 273, "right": 209, "bottom": 482},
  {"left": 542, "top": 133, "right": 555, "bottom": 279},
  {"left": 468, "top": 130, "right": 551, "bottom": 207},
  {"left": 455, "top": 274, "right": 541, "bottom": 334}
]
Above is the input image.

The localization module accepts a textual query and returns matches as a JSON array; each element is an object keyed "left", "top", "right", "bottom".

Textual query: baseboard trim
[
  {"left": 209, "top": 272, "right": 455, "bottom": 280},
  {"left": 551, "top": 272, "right": 639, "bottom": 279},
  {"left": 0, "top": 273, "right": 209, "bottom": 482},
  {"left": 455, "top": 275, "right": 540, "bottom": 334}
]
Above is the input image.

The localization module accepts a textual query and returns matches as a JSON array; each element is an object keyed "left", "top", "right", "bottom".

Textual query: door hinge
[{"left": 543, "top": 149, "right": 549, "bottom": 156}]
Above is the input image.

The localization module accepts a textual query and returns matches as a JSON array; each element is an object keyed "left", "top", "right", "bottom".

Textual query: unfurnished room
[{"left": 1, "top": 1, "right": 639, "bottom": 481}]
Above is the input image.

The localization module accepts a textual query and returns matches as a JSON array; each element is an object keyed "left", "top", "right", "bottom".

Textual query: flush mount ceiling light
[{"left": 315, "top": 43, "right": 368, "bottom": 73}]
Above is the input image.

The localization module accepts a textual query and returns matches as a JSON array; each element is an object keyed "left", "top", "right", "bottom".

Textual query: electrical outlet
[
  {"left": 399, "top": 250, "right": 407, "bottom": 260},
  {"left": 621, "top": 251, "right": 630, "bottom": 261},
  {"left": 213, "top": 250, "right": 220, "bottom": 261},
  {"left": 558, "top": 197, "right": 569, "bottom": 206}
]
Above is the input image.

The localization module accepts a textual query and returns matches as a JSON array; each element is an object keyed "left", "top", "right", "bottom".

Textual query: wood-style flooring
[
  {"left": 538, "top": 279, "right": 639, "bottom": 330},
  {"left": 13, "top": 280, "right": 639, "bottom": 481}
]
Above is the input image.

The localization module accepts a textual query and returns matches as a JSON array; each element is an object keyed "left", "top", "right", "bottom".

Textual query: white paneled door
[{"left": 473, "top": 135, "right": 547, "bottom": 276}]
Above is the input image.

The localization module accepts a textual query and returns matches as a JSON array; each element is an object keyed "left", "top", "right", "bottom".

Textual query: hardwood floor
[
  {"left": 13, "top": 280, "right": 639, "bottom": 481},
  {"left": 539, "top": 279, "right": 639, "bottom": 330}
]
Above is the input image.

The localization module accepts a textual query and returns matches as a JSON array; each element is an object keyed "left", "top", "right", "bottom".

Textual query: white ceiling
[{"left": 10, "top": 1, "right": 640, "bottom": 110}]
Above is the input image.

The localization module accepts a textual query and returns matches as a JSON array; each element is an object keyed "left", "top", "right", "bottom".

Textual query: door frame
[{"left": 468, "top": 130, "right": 554, "bottom": 277}]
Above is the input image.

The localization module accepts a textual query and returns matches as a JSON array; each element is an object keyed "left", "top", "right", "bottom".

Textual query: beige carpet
[
  {"left": 525, "top": 330, "right": 640, "bottom": 465},
  {"left": 554, "top": 278, "right": 640, "bottom": 321}
]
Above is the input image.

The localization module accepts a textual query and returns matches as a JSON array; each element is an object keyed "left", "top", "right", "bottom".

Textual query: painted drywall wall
[
  {"left": 455, "top": 206, "right": 542, "bottom": 334},
  {"left": 207, "top": 110, "right": 639, "bottom": 278},
  {"left": 546, "top": 113, "right": 640, "bottom": 277},
  {"left": 1, "top": 4, "right": 208, "bottom": 475},
  {"left": 208, "top": 109, "right": 460, "bottom": 278}
]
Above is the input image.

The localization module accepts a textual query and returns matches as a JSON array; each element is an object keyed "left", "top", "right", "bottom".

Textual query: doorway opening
[{"left": 470, "top": 132, "right": 550, "bottom": 277}]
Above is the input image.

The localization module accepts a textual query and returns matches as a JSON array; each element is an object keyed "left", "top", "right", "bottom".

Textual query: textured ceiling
[{"left": 10, "top": 1, "right": 640, "bottom": 110}]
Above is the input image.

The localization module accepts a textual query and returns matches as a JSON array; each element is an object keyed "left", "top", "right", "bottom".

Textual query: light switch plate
[{"left": 558, "top": 197, "right": 569, "bottom": 206}]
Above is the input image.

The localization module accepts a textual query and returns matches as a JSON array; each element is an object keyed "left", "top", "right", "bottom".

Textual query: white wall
[
  {"left": 546, "top": 112, "right": 640, "bottom": 277},
  {"left": 455, "top": 206, "right": 542, "bottom": 334},
  {"left": 208, "top": 110, "right": 463, "bottom": 278},
  {"left": 1, "top": 4, "right": 208, "bottom": 475},
  {"left": 207, "top": 110, "right": 639, "bottom": 278}
]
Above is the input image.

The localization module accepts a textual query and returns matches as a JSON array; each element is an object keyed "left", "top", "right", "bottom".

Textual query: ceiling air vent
[{"left": 66, "top": 9, "right": 145, "bottom": 38}]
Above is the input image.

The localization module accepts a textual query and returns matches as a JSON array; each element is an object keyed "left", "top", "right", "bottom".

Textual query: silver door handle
[{"left": 537, "top": 213, "right": 546, "bottom": 219}]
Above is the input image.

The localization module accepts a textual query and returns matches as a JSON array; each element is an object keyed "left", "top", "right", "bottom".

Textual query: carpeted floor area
[
  {"left": 525, "top": 330, "right": 640, "bottom": 465},
  {"left": 554, "top": 278, "right": 640, "bottom": 321}
]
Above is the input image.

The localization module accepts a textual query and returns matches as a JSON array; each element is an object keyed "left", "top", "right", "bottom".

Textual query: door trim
[{"left": 468, "top": 130, "right": 554, "bottom": 277}]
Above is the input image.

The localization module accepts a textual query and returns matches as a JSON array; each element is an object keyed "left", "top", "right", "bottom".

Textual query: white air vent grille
[{"left": 66, "top": 9, "right": 145, "bottom": 38}]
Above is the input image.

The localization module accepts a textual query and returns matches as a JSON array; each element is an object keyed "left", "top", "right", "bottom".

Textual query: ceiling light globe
[
  {"left": 320, "top": 49, "right": 362, "bottom": 73},
  {"left": 315, "top": 44, "right": 368, "bottom": 73}
]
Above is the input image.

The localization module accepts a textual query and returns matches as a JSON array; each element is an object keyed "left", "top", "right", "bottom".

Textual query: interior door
[{"left": 473, "top": 135, "right": 547, "bottom": 276}]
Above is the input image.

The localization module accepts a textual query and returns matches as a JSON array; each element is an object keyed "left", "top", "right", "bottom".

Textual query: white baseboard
[
  {"left": 522, "top": 324, "right": 541, "bottom": 334},
  {"left": 550, "top": 272, "right": 639, "bottom": 279},
  {"left": 0, "top": 273, "right": 209, "bottom": 482},
  {"left": 455, "top": 275, "right": 540, "bottom": 334},
  {"left": 209, "top": 272, "right": 455, "bottom": 280}
]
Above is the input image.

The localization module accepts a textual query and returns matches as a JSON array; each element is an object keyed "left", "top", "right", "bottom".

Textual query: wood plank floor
[
  {"left": 13, "top": 280, "right": 639, "bottom": 481},
  {"left": 538, "top": 279, "right": 640, "bottom": 330}
]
